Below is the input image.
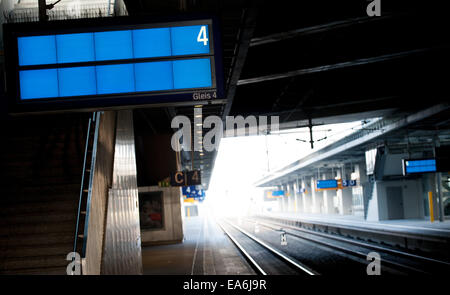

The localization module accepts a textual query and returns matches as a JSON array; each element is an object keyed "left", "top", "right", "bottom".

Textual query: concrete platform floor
[
  {"left": 142, "top": 213, "right": 256, "bottom": 275},
  {"left": 263, "top": 212, "right": 450, "bottom": 238}
]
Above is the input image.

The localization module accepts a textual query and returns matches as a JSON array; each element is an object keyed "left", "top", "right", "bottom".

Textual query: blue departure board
[
  {"left": 403, "top": 159, "right": 437, "bottom": 175},
  {"left": 4, "top": 17, "right": 223, "bottom": 113},
  {"left": 316, "top": 180, "right": 338, "bottom": 189}
]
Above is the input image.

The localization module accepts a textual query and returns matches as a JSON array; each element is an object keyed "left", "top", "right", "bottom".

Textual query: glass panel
[
  {"left": 19, "top": 69, "right": 59, "bottom": 99},
  {"left": 18, "top": 35, "right": 57, "bottom": 66},
  {"left": 58, "top": 66, "right": 97, "bottom": 97},
  {"left": 96, "top": 64, "right": 135, "bottom": 94},
  {"left": 171, "top": 25, "right": 210, "bottom": 56},
  {"left": 56, "top": 33, "right": 95, "bottom": 63},
  {"left": 94, "top": 30, "right": 133, "bottom": 61},
  {"left": 173, "top": 58, "right": 212, "bottom": 89},
  {"left": 135, "top": 61, "right": 173, "bottom": 92},
  {"left": 133, "top": 28, "right": 171, "bottom": 58}
]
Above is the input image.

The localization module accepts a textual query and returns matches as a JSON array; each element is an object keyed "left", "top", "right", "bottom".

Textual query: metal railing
[{"left": 73, "top": 112, "right": 101, "bottom": 260}]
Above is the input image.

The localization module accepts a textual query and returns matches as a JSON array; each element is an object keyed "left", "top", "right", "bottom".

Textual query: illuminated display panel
[
  {"left": 403, "top": 159, "right": 437, "bottom": 175},
  {"left": 316, "top": 180, "right": 338, "bottom": 189},
  {"left": 17, "top": 25, "right": 210, "bottom": 66},
  {"left": 4, "top": 17, "right": 223, "bottom": 113}
]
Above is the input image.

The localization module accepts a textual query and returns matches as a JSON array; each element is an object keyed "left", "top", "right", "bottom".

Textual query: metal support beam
[
  {"left": 237, "top": 48, "right": 431, "bottom": 86},
  {"left": 250, "top": 15, "right": 392, "bottom": 47},
  {"left": 221, "top": 1, "right": 258, "bottom": 119},
  {"left": 38, "top": 0, "right": 48, "bottom": 22}
]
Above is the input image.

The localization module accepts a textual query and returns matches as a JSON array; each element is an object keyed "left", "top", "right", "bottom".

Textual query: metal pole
[
  {"left": 436, "top": 173, "right": 444, "bottom": 222},
  {"left": 433, "top": 137, "right": 444, "bottom": 222},
  {"left": 308, "top": 118, "right": 314, "bottom": 149},
  {"left": 38, "top": 0, "right": 47, "bottom": 22}
]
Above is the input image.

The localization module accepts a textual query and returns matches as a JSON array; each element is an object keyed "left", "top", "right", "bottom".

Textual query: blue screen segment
[
  {"left": 96, "top": 64, "right": 135, "bottom": 94},
  {"left": 133, "top": 28, "right": 172, "bottom": 58},
  {"left": 19, "top": 57, "right": 212, "bottom": 99},
  {"left": 20, "top": 69, "right": 59, "bottom": 99},
  {"left": 18, "top": 25, "right": 210, "bottom": 67},
  {"left": 135, "top": 61, "right": 173, "bottom": 92},
  {"left": 56, "top": 33, "right": 95, "bottom": 64},
  {"left": 271, "top": 190, "right": 285, "bottom": 197},
  {"left": 171, "top": 25, "right": 210, "bottom": 56},
  {"left": 317, "top": 180, "right": 338, "bottom": 189},
  {"left": 58, "top": 66, "right": 97, "bottom": 97},
  {"left": 173, "top": 58, "right": 212, "bottom": 89},
  {"left": 17, "top": 23, "right": 215, "bottom": 100},
  {"left": 94, "top": 30, "right": 133, "bottom": 61},
  {"left": 18, "top": 35, "right": 57, "bottom": 66},
  {"left": 405, "top": 159, "right": 436, "bottom": 174}
]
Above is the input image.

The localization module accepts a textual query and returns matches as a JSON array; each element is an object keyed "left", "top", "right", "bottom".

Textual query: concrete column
[
  {"left": 336, "top": 169, "right": 343, "bottom": 214},
  {"left": 351, "top": 164, "right": 366, "bottom": 216},
  {"left": 284, "top": 184, "right": 289, "bottom": 212},
  {"left": 322, "top": 173, "right": 335, "bottom": 214},
  {"left": 336, "top": 168, "right": 352, "bottom": 215},
  {"left": 277, "top": 185, "right": 284, "bottom": 212},
  {"left": 311, "top": 176, "right": 323, "bottom": 213},
  {"left": 340, "top": 167, "right": 353, "bottom": 215},
  {"left": 286, "top": 183, "right": 292, "bottom": 212},
  {"left": 301, "top": 178, "right": 310, "bottom": 213},
  {"left": 293, "top": 180, "right": 299, "bottom": 213}
]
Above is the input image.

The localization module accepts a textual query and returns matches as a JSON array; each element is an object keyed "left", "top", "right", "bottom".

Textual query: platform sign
[
  {"left": 402, "top": 159, "right": 437, "bottom": 175},
  {"left": 170, "top": 170, "right": 201, "bottom": 186},
  {"left": 342, "top": 180, "right": 357, "bottom": 187},
  {"left": 3, "top": 16, "right": 223, "bottom": 113},
  {"left": 182, "top": 185, "right": 205, "bottom": 201},
  {"left": 316, "top": 179, "right": 343, "bottom": 191},
  {"left": 271, "top": 190, "right": 285, "bottom": 197}
]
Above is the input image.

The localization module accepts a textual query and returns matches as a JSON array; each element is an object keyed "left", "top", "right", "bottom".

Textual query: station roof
[
  {"left": 123, "top": 0, "right": 450, "bottom": 189},
  {"left": 254, "top": 104, "right": 450, "bottom": 187},
  {"left": 5, "top": 1, "right": 449, "bottom": 189}
]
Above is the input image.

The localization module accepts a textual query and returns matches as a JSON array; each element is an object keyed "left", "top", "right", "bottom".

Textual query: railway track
[
  {"left": 244, "top": 216, "right": 450, "bottom": 275},
  {"left": 217, "top": 218, "right": 318, "bottom": 275}
]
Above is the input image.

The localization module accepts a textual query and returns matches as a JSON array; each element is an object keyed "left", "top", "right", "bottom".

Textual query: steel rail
[
  {"left": 217, "top": 220, "right": 267, "bottom": 275},
  {"left": 252, "top": 217, "right": 450, "bottom": 268},
  {"left": 246, "top": 218, "right": 430, "bottom": 274},
  {"left": 221, "top": 219, "right": 317, "bottom": 275}
]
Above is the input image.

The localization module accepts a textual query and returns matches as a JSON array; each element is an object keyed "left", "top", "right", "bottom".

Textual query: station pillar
[
  {"left": 337, "top": 168, "right": 353, "bottom": 215},
  {"left": 322, "top": 173, "right": 335, "bottom": 214},
  {"left": 301, "top": 178, "right": 311, "bottom": 213},
  {"left": 286, "top": 183, "right": 292, "bottom": 212},
  {"left": 284, "top": 184, "right": 290, "bottom": 212},
  {"left": 293, "top": 180, "right": 300, "bottom": 213},
  {"left": 277, "top": 185, "right": 284, "bottom": 212},
  {"left": 351, "top": 164, "right": 366, "bottom": 217},
  {"left": 311, "top": 176, "right": 322, "bottom": 213}
]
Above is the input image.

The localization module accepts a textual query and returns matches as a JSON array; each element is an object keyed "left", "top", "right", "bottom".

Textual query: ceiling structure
[
  {"left": 16, "top": 0, "right": 444, "bottom": 190},
  {"left": 255, "top": 105, "right": 450, "bottom": 187}
]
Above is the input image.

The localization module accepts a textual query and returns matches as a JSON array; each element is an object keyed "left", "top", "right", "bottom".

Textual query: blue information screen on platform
[
  {"left": 317, "top": 180, "right": 338, "bottom": 189},
  {"left": 5, "top": 18, "right": 223, "bottom": 112},
  {"left": 403, "top": 159, "right": 437, "bottom": 175}
]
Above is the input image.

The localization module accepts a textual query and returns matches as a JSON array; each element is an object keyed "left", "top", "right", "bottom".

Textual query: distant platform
[
  {"left": 258, "top": 212, "right": 450, "bottom": 239},
  {"left": 142, "top": 214, "right": 255, "bottom": 275}
]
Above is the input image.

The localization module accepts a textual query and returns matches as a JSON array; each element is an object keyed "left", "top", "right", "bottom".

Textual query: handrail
[
  {"left": 73, "top": 113, "right": 93, "bottom": 255},
  {"left": 81, "top": 112, "right": 101, "bottom": 257},
  {"left": 73, "top": 111, "right": 101, "bottom": 260}
]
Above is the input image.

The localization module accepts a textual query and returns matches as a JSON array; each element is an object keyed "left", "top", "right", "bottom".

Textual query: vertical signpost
[{"left": 280, "top": 231, "right": 287, "bottom": 246}]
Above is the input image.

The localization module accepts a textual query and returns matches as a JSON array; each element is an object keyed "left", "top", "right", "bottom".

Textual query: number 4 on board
[{"left": 197, "top": 26, "right": 208, "bottom": 46}]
